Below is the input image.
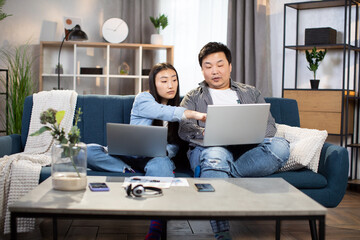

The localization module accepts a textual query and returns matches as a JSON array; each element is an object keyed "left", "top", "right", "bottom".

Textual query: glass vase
[{"left": 51, "top": 142, "right": 87, "bottom": 191}]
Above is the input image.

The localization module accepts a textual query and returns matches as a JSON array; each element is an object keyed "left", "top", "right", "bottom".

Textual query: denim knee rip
[{"left": 200, "top": 147, "right": 233, "bottom": 173}]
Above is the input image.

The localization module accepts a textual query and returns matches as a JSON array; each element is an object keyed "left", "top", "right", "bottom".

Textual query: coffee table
[{"left": 9, "top": 176, "right": 327, "bottom": 240}]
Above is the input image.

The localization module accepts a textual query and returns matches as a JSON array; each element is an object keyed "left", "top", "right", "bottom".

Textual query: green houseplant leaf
[
  {"left": 305, "top": 47, "right": 327, "bottom": 80},
  {"left": 55, "top": 110, "right": 65, "bottom": 125},
  {"left": 31, "top": 108, "right": 83, "bottom": 178},
  {"left": 150, "top": 14, "right": 168, "bottom": 34},
  {"left": 0, "top": 0, "right": 12, "bottom": 21},
  {"left": 0, "top": 43, "right": 35, "bottom": 134},
  {"left": 30, "top": 126, "right": 52, "bottom": 136}
]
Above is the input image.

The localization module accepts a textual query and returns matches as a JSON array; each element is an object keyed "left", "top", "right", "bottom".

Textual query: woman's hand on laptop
[{"left": 185, "top": 110, "right": 207, "bottom": 122}]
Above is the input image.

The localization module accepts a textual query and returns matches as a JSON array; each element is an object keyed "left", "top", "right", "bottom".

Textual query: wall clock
[{"left": 102, "top": 18, "right": 129, "bottom": 43}]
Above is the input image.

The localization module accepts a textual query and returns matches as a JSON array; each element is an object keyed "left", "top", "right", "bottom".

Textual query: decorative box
[
  {"left": 142, "top": 69, "right": 151, "bottom": 76},
  {"left": 305, "top": 27, "right": 337, "bottom": 45},
  {"left": 80, "top": 67, "right": 103, "bottom": 75}
]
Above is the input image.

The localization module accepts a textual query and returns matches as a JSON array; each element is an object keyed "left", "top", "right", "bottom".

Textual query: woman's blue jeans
[{"left": 86, "top": 144, "right": 175, "bottom": 177}]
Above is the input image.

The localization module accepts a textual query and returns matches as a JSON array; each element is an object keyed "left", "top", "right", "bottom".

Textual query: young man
[{"left": 178, "top": 42, "right": 290, "bottom": 240}]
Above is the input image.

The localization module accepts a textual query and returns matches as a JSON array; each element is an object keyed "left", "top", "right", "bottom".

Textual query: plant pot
[
  {"left": 151, "top": 34, "right": 163, "bottom": 45},
  {"left": 55, "top": 66, "right": 63, "bottom": 74},
  {"left": 119, "top": 62, "right": 130, "bottom": 75},
  {"left": 51, "top": 142, "right": 87, "bottom": 191},
  {"left": 310, "top": 79, "right": 320, "bottom": 90}
]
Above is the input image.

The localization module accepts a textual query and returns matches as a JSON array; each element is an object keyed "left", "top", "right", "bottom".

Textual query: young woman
[
  {"left": 86, "top": 63, "right": 206, "bottom": 176},
  {"left": 86, "top": 63, "right": 205, "bottom": 240}
]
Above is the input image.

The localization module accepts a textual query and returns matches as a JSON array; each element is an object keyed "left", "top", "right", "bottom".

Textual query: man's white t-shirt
[{"left": 208, "top": 88, "right": 239, "bottom": 105}]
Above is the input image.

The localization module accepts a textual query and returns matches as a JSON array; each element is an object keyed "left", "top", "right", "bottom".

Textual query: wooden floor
[{"left": 4, "top": 187, "right": 360, "bottom": 240}]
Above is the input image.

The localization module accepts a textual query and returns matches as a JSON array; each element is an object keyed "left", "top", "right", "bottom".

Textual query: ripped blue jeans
[
  {"left": 187, "top": 137, "right": 290, "bottom": 233},
  {"left": 188, "top": 137, "right": 290, "bottom": 178}
]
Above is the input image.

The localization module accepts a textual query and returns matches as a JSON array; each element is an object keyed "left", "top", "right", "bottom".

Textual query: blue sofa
[{"left": 0, "top": 95, "right": 349, "bottom": 208}]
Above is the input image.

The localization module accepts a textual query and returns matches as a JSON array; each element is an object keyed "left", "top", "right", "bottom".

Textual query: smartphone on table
[
  {"left": 88, "top": 182, "right": 110, "bottom": 191},
  {"left": 195, "top": 183, "right": 215, "bottom": 192}
]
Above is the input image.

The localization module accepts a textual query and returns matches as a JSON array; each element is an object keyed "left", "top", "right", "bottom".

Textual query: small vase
[
  {"left": 55, "top": 66, "right": 63, "bottom": 74},
  {"left": 310, "top": 79, "right": 320, "bottom": 90},
  {"left": 51, "top": 142, "right": 87, "bottom": 191},
  {"left": 119, "top": 62, "right": 130, "bottom": 75},
  {"left": 151, "top": 34, "right": 163, "bottom": 45}
]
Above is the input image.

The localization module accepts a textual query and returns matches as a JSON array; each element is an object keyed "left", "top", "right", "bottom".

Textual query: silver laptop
[
  {"left": 190, "top": 104, "right": 270, "bottom": 147},
  {"left": 107, "top": 123, "right": 167, "bottom": 157}
]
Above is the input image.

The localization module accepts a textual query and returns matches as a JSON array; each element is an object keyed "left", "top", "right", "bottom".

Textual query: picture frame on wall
[{"left": 63, "top": 16, "right": 82, "bottom": 39}]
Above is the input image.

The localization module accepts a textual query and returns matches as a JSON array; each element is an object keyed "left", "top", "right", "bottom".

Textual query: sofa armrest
[
  {"left": 0, "top": 134, "right": 23, "bottom": 158},
  {"left": 317, "top": 142, "right": 349, "bottom": 207}
]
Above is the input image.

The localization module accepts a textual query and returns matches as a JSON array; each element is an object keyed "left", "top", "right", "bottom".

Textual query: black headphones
[{"left": 125, "top": 184, "right": 163, "bottom": 197}]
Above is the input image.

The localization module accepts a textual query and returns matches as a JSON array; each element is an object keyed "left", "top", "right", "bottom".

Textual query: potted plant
[
  {"left": 149, "top": 14, "right": 168, "bottom": 45},
  {"left": 30, "top": 108, "right": 87, "bottom": 191},
  {"left": 55, "top": 63, "right": 63, "bottom": 74},
  {"left": 119, "top": 62, "right": 130, "bottom": 75},
  {"left": 305, "top": 46, "right": 327, "bottom": 89},
  {"left": 0, "top": 43, "right": 35, "bottom": 134}
]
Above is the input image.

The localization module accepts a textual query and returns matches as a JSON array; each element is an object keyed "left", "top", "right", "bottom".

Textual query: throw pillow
[{"left": 275, "top": 124, "right": 328, "bottom": 173}]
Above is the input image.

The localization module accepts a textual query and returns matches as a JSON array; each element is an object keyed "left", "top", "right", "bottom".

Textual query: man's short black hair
[{"left": 198, "top": 42, "right": 232, "bottom": 67}]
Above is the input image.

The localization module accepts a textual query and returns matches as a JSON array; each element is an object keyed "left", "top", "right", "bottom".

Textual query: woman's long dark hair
[{"left": 148, "top": 63, "right": 181, "bottom": 144}]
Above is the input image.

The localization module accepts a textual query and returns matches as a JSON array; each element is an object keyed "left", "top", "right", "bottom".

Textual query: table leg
[
  {"left": 350, "top": 148, "right": 354, "bottom": 179},
  {"left": 10, "top": 212, "right": 17, "bottom": 240},
  {"left": 319, "top": 217, "right": 325, "bottom": 240},
  {"left": 161, "top": 220, "right": 167, "bottom": 240},
  {"left": 275, "top": 219, "right": 281, "bottom": 240},
  {"left": 309, "top": 220, "right": 318, "bottom": 240},
  {"left": 355, "top": 148, "right": 359, "bottom": 179},
  {"left": 53, "top": 217, "right": 58, "bottom": 240}
]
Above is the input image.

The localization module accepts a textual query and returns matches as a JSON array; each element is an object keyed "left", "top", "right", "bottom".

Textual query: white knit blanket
[
  {"left": 24, "top": 90, "right": 78, "bottom": 154},
  {"left": 0, "top": 90, "right": 77, "bottom": 234}
]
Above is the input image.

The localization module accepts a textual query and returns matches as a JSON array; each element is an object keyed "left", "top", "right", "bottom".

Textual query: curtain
[
  {"left": 119, "top": 0, "right": 159, "bottom": 93},
  {"left": 227, "top": 0, "right": 272, "bottom": 97},
  {"left": 120, "top": 0, "right": 158, "bottom": 44}
]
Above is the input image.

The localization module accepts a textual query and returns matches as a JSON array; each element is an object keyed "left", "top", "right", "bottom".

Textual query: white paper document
[
  {"left": 171, "top": 178, "right": 189, "bottom": 187},
  {"left": 122, "top": 176, "right": 189, "bottom": 188}
]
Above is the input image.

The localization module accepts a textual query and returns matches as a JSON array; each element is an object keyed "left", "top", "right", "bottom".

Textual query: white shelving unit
[{"left": 39, "top": 41, "right": 174, "bottom": 95}]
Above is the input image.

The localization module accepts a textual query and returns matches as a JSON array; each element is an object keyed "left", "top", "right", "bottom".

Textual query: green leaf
[
  {"left": 30, "top": 126, "right": 51, "bottom": 136},
  {"left": 1, "top": 42, "right": 35, "bottom": 134},
  {"left": 56, "top": 110, "right": 65, "bottom": 125},
  {"left": 58, "top": 135, "right": 68, "bottom": 144},
  {"left": 150, "top": 14, "right": 168, "bottom": 34},
  {"left": 0, "top": 0, "right": 11, "bottom": 21},
  {"left": 158, "top": 14, "right": 168, "bottom": 30},
  {"left": 305, "top": 47, "right": 327, "bottom": 78},
  {"left": 150, "top": 16, "right": 159, "bottom": 28}
]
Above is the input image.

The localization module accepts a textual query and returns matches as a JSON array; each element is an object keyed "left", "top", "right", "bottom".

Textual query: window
[{"left": 158, "top": 0, "right": 228, "bottom": 95}]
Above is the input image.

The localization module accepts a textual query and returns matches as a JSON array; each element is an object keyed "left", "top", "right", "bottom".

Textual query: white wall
[
  {"left": 0, "top": 0, "right": 121, "bottom": 91},
  {"left": 269, "top": 0, "right": 357, "bottom": 97},
  {"left": 1, "top": 0, "right": 120, "bottom": 45},
  {"left": 0, "top": 0, "right": 351, "bottom": 97},
  {"left": 0, "top": 0, "right": 227, "bottom": 96}
]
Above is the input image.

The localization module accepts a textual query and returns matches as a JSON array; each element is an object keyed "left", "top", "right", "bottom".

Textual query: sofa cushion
[
  {"left": 275, "top": 124, "right": 328, "bottom": 173},
  {"left": 265, "top": 169, "right": 327, "bottom": 189},
  {"left": 21, "top": 96, "right": 34, "bottom": 150},
  {"left": 265, "top": 97, "right": 300, "bottom": 127},
  {"left": 0, "top": 135, "right": 22, "bottom": 157},
  {"left": 76, "top": 95, "right": 135, "bottom": 146}
]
